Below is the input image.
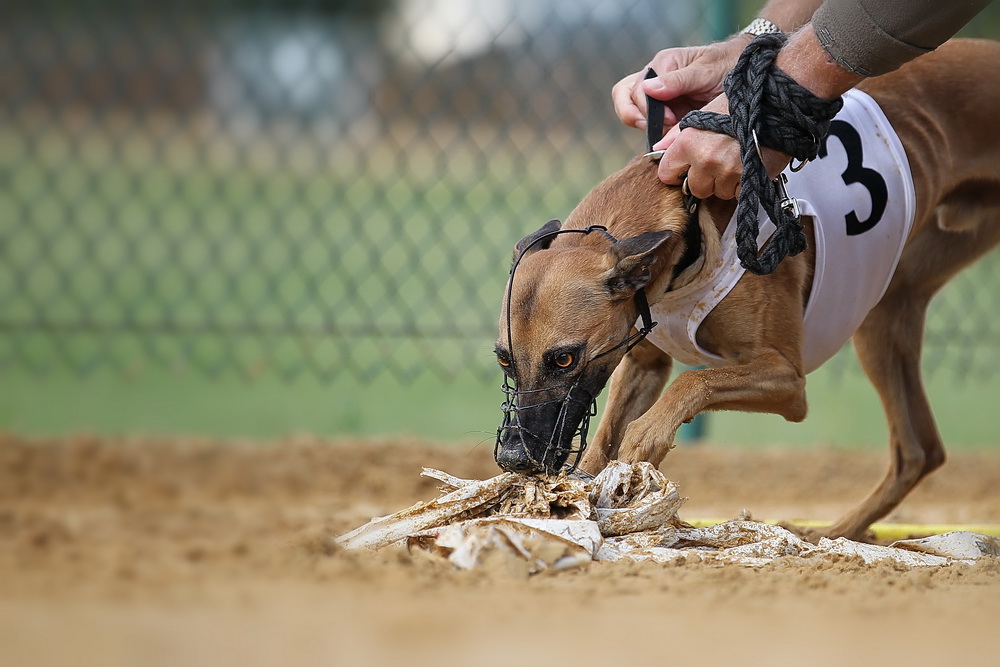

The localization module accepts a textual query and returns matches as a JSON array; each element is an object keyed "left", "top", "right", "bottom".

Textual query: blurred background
[{"left": 2, "top": 0, "right": 999, "bottom": 448}]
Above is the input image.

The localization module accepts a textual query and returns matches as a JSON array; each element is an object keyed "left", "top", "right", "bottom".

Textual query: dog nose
[{"left": 495, "top": 442, "right": 540, "bottom": 474}]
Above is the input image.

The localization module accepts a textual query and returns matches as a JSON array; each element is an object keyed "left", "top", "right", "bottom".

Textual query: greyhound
[{"left": 494, "top": 39, "right": 1000, "bottom": 541}]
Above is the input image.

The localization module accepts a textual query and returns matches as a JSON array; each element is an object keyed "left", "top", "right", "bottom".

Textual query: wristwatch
[{"left": 741, "top": 18, "right": 783, "bottom": 37}]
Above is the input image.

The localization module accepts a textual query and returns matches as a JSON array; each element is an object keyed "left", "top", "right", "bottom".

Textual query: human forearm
[{"left": 775, "top": 23, "right": 863, "bottom": 100}]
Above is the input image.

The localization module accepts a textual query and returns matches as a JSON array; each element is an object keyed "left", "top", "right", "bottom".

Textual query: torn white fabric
[{"left": 336, "top": 462, "right": 996, "bottom": 572}]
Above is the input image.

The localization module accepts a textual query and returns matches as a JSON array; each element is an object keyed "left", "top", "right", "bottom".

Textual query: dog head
[{"left": 494, "top": 159, "right": 689, "bottom": 475}]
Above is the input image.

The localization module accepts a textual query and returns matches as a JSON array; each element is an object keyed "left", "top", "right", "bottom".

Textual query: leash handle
[{"left": 644, "top": 68, "right": 664, "bottom": 152}]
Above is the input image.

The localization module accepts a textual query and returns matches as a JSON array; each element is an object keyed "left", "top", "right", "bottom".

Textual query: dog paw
[
  {"left": 578, "top": 449, "right": 609, "bottom": 476},
  {"left": 617, "top": 419, "right": 677, "bottom": 466}
]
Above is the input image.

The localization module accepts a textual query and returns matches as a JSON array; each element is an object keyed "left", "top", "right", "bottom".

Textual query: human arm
[
  {"left": 611, "top": 0, "right": 823, "bottom": 131},
  {"left": 655, "top": 22, "right": 862, "bottom": 198},
  {"left": 655, "top": 0, "right": 990, "bottom": 197}
]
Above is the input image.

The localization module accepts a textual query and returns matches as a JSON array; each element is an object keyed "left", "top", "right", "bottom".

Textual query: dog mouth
[{"left": 494, "top": 377, "right": 599, "bottom": 476}]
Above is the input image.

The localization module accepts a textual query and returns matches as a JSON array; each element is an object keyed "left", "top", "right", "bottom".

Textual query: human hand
[
  {"left": 612, "top": 36, "right": 752, "bottom": 132},
  {"left": 654, "top": 94, "right": 791, "bottom": 200}
]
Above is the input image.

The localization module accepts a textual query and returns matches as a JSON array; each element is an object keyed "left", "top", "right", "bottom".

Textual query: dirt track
[{"left": 1, "top": 434, "right": 998, "bottom": 666}]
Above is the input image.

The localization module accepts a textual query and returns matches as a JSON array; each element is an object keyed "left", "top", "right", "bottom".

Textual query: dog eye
[
  {"left": 554, "top": 352, "right": 574, "bottom": 368},
  {"left": 497, "top": 354, "right": 511, "bottom": 368}
]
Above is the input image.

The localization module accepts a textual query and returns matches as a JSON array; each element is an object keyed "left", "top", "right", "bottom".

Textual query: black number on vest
[{"left": 817, "top": 120, "right": 889, "bottom": 236}]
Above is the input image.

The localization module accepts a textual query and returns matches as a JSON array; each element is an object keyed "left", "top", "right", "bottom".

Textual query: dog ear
[
  {"left": 605, "top": 230, "right": 677, "bottom": 296},
  {"left": 513, "top": 219, "right": 562, "bottom": 259}
]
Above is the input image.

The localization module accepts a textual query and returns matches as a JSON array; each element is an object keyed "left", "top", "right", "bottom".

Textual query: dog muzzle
[
  {"left": 494, "top": 224, "right": 659, "bottom": 476},
  {"left": 494, "top": 376, "right": 598, "bottom": 475}
]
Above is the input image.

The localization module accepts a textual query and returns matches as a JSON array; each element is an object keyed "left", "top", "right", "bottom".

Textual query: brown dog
[{"left": 494, "top": 39, "right": 1000, "bottom": 541}]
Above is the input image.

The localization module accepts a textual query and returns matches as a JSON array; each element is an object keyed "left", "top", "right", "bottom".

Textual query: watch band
[{"left": 741, "top": 18, "right": 783, "bottom": 37}]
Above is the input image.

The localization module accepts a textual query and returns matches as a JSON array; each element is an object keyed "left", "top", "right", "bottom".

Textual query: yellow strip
[{"left": 685, "top": 518, "right": 1000, "bottom": 541}]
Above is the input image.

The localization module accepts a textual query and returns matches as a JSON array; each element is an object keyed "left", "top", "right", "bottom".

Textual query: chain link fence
[{"left": 3, "top": 1, "right": 999, "bottom": 387}]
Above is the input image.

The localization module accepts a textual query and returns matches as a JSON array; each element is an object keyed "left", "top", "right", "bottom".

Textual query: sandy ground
[{"left": 1, "top": 433, "right": 998, "bottom": 667}]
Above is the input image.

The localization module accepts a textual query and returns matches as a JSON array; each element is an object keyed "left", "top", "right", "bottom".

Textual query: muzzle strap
[{"left": 630, "top": 286, "right": 656, "bottom": 352}]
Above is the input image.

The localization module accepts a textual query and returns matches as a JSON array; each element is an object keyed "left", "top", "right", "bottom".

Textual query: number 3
[{"left": 817, "top": 120, "right": 889, "bottom": 236}]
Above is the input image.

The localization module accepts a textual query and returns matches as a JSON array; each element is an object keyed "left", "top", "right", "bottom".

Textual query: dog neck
[
  {"left": 559, "top": 159, "right": 734, "bottom": 298},
  {"left": 666, "top": 200, "right": 731, "bottom": 292},
  {"left": 668, "top": 197, "right": 704, "bottom": 285}
]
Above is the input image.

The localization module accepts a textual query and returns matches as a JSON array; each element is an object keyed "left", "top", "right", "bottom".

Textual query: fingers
[
  {"left": 652, "top": 93, "right": 739, "bottom": 199},
  {"left": 619, "top": 37, "right": 790, "bottom": 201},
  {"left": 656, "top": 129, "right": 791, "bottom": 200},
  {"left": 612, "top": 71, "right": 647, "bottom": 129},
  {"left": 641, "top": 71, "right": 690, "bottom": 127},
  {"left": 657, "top": 127, "right": 742, "bottom": 200},
  {"left": 619, "top": 38, "right": 752, "bottom": 129},
  {"left": 652, "top": 124, "right": 680, "bottom": 152},
  {"left": 645, "top": 41, "right": 739, "bottom": 102},
  {"left": 653, "top": 128, "right": 690, "bottom": 188},
  {"left": 617, "top": 42, "right": 734, "bottom": 132}
]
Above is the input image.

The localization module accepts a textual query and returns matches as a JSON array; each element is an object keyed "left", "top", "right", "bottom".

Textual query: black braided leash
[{"left": 679, "top": 33, "right": 843, "bottom": 275}]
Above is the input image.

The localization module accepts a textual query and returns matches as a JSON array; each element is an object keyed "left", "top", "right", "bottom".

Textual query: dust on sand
[{"left": 1, "top": 434, "right": 998, "bottom": 666}]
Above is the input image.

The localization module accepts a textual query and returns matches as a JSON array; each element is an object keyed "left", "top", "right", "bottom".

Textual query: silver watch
[{"left": 741, "top": 18, "right": 783, "bottom": 37}]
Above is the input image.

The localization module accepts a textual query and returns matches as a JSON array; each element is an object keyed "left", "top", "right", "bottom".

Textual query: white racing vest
[{"left": 644, "top": 89, "right": 916, "bottom": 374}]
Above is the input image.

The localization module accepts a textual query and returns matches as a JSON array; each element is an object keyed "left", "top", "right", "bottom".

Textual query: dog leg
[
  {"left": 579, "top": 338, "right": 672, "bottom": 474},
  {"left": 617, "top": 352, "right": 807, "bottom": 468},
  {"left": 614, "top": 257, "right": 812, "bottom": 468},
  {"left": 822, "top": 292, "right": 940, "bottom": 541},
  {"left": 825, "top": 206, "right": 1000, "bottom": 540}
]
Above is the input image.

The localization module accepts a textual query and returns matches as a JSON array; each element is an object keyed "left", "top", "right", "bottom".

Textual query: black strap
[
  {"left": 644, "top": 68, "right": 664, "bottom": 153},
  {"left": 645, "top": 68, "right": 702, "bottom": 282},
  {"left": 633, "top": 284, "right": 655, "bottom": 339}
]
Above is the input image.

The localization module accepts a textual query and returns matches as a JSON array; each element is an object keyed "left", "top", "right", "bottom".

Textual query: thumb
[{"left": 643, "top": 67, "right": 697, "bottom": 100}]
